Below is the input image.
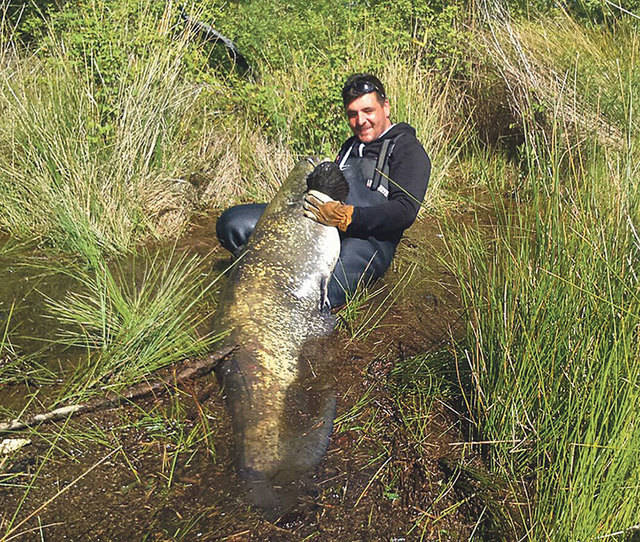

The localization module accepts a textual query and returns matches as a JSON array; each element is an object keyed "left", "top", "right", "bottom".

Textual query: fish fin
[{"left": 319, "top": 276, "right": 331, "bottom": 313}]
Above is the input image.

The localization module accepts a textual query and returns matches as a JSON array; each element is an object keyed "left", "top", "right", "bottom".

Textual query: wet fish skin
[{"left": 215, "top": 158, "right": 345, "bottom": 505}]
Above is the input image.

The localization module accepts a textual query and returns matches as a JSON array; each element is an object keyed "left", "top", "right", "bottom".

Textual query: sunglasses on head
[{"left": 344, "top": 79, "right": 386, "bottom": 100}]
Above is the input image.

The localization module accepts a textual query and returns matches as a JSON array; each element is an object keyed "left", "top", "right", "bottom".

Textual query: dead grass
[{"left": 476, "top": 0, "right": 629, "bottom": 150}]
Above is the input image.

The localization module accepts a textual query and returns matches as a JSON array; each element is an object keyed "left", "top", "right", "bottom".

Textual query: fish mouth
[{"left": 305, "top": 156, "right": 332, "bottom": 168}]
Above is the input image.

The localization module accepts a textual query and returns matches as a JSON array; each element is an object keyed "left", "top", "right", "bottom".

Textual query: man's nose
[{"left": 356, "top": 112, "right": 367, "bottom": 125}]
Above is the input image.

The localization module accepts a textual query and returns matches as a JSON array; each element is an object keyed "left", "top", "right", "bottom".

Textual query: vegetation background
[{"left": 1, "top": 0, "right": 639, "bottom": 540}]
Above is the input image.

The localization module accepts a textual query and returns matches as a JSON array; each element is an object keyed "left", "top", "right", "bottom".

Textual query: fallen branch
[
  {"left": 179, "top": 6, "right": 251, "bottom": 73},
  {"left": 0, "top": 345, "right": 236, "bottom": 434}
]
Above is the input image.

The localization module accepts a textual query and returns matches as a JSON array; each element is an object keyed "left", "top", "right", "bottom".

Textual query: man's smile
[{"left": 345, "top": 92, "right": 391, "bottom": 143}]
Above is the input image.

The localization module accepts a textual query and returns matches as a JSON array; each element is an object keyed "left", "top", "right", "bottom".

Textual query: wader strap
[
  {"left": 338, "top": 142, "right": 354, "bottom": 170},
  {"left": 368, "top": 138, "right": 398, "bottom": 198},
  {"left": 342, "top": 133, "right": 403, "bottom": 199}
]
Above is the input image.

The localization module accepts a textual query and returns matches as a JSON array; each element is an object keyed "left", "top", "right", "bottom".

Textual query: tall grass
[
  {"left": 0, "top": 12, "right": 194, "bottom": 257},
  {"left": 442, "top": 9, "right": 640, "bottom": 538},
  {"left": 449, "top": 148, "right": 640, "bottom": 539},
  {"left": 40, "top": 248, "right": 225, "bottom": 404},
  {"left": 0, "top": 4, "right": 298, "bottom": 259},
  {"left": 477, "top": 1, "right": 639, "bottom": 150},
  {"left": 383, "top": 59, "right": 466, "bottom": 209}
]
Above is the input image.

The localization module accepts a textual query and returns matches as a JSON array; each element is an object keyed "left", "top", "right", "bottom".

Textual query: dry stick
[
  {"left": 353, "top": 456, "right": 391, "bottom": 509},
  {"left": 0, "top": 346, "right": 236, "bottom": 434}
]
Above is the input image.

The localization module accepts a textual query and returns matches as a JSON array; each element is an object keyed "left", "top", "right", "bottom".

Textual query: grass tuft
[
  {"left": 44, "top": 248, "right": 225, "bottom": 404},
  {"left": 443, "top": 91, "right": 640, "bottom": 540}
]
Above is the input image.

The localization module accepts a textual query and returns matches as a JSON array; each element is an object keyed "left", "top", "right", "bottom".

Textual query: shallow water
[{"left": 0, "top": 207, "right": 513, "bottom": 541}]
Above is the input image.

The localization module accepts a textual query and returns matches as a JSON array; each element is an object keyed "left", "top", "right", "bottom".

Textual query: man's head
[{"left": 342, "top": 73, "right": 391, "bottom": 143}]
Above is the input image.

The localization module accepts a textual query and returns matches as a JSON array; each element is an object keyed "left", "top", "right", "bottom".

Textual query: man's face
[{"left": 345, "top": 92, "right": 391, "bottom": 143}]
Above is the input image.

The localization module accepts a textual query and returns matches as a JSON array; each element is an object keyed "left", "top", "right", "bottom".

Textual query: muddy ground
[{"left": 0, "top": 208, "right": 519, "bottom": 541}]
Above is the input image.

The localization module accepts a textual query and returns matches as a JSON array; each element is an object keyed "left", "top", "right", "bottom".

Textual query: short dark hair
[{"left": 342, "top": 73, "right": 386, "bottom": 107}]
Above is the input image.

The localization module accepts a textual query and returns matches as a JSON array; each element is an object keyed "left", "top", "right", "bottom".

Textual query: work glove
[{"left": 303, "top": 190, "right": 354, "bottom": 232}]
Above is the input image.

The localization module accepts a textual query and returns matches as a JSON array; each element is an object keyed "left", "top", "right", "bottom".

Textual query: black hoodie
[{"left": 335, "top": 122, "right": 431, "bottom": 243}]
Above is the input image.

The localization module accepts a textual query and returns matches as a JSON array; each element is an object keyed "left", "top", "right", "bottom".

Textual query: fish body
[{"left": 215, "top": 159, "right": 346, "bottom": 508}]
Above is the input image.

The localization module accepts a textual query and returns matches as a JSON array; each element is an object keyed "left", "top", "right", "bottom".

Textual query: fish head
[{"left": 306, "top": 160, "right": 349, "bottom": 202}]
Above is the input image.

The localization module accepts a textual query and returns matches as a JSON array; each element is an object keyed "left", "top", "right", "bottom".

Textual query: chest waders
[{"left": 327, "top": 138, "right": 399, "bottom": 308}]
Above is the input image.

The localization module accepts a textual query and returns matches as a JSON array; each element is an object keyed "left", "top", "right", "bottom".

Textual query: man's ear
[{"left": 383, "top": 99, "right": 391, "bottom": 118}]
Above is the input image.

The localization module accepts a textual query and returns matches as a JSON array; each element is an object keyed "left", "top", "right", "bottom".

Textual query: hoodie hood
[{"left": 379, "top": 122, "right": 416, "bottom": 141}]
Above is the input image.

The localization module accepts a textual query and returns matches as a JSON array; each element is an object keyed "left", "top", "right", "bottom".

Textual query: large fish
[{"left": 214, "top": 158, "right": 348, "bottom": 513}]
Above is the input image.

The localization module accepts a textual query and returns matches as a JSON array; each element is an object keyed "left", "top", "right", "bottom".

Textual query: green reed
[
  {"left": 445, "top": 110, "right": 640, "bottom": 539},
  {"left": 430, "top": 10, "right": 640, "bottom": 537}
]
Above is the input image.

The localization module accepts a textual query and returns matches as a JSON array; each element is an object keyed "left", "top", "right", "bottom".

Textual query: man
[{"left": 216, "top": 73, "right": 431, "bottom": 308}]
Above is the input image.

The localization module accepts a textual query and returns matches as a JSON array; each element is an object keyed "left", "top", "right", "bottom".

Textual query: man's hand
[{"left": 303, "top": 190, "right": 354, "bottom": 232}]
